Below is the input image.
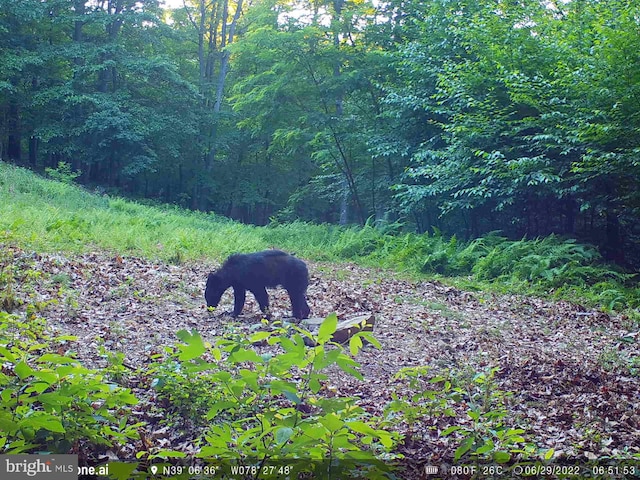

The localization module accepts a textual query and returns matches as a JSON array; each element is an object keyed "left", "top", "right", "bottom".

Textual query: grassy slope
[
  {"left": 1, "top": 161, "right": 638, "bottom": 312},
  {"left": 0, "top": 162, "right": 354, "bottom": 263},
  {"left": 0, "top": 162, "right": 265, "bottom": 261}
]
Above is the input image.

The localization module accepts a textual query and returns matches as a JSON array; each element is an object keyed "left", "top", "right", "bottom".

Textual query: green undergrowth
[
  {"left": 142, "top": 317, "right": 400, "bottom": 479},
  {"left": 1, "top": 161, "right": 638, "bottom": 312},
  {"left": 1, "top": 284, "right": 403, "bottom": 477},
  {"left": 386, "top": 366, "right": 541, "bottom": 464},
  {"left": 349, "top": 226, "right": 640, "bottom": 312},
  {"left": 0, "top": 310, "right": 141, "bottom": 455}
]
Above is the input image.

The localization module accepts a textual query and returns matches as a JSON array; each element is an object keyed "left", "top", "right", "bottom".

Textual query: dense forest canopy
[{"left": 1, "top": 0, "right": 639, "bottom": 265}]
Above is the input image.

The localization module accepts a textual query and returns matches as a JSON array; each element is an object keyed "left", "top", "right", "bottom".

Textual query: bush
[
  {"left": 333, "top": 223, "right": 386, "bottom": 258},
  {"left": 148, "top": 315, "right": 401, "bottom": 478},
  {"left": 386, "top": 366, "right": 540, "bottom": 464},
  {"left": 45, "top": 162, "right": 81, "bottom": 185},
  {"left": 0, "top": 310, "right": 142, "bottom": 454}
]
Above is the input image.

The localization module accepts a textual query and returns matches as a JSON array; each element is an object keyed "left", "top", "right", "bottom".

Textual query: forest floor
[{"left": 6, "top": 246, "right": 640, "bottom": 474}]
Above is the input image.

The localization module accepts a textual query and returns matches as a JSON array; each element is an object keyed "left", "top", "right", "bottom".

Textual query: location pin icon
[{"left": 150, "top": 466, "right": 158, "bottom": 475}]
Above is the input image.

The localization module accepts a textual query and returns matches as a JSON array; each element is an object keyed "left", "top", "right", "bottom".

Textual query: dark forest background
[{"left": 1, "top": 0, "right": 639, "bottom": 266}]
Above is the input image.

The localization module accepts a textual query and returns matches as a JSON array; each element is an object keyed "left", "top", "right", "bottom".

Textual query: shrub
[
  {"left": 148, "top": 315, "right": 401, "bottom": 478},
  {"left": 386, "top": 366, "right": 540, "bottom": 464},
  {"left": 45, "top": 162, "right": 81, "bottom": 185},
  {"left": 0, "top": 310, "right": 142, "bottom": 454}
]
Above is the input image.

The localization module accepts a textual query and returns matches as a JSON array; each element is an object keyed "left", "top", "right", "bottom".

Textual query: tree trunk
[
  {"left": 604, "top": 204, "right": 624, "bottom": 264},
  {"left": 7, "top": 101, "right": 21, "bottom": 162},
  {"left": 185, "top": 0, "right": 244, "bottom": 210},
  {"left": 73, "top": 0, "right": 84, "bottom": 42},
  {"left": 28, "top": 136, "right": 38, "bottom": 166},
  {"left": 339, "top": 178, "right": 349, "bottom": 225}
]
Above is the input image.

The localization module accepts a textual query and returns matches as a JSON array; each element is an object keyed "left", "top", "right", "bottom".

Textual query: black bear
[{"left": 205, "top": 250, "right": 311, "bottom": 319}]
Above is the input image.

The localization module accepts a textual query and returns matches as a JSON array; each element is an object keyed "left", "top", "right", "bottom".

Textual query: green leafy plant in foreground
[
  {"left": 148, "top": 314, "right": 401, "bottom": 479},
  {"left": 386, "top": 366, "right": 540, "bottom": 464},
  {"left": 443, "top": 368, "right": 536, "bottom": 464},
  {"left": 0, "top": 310, "right": 142, "bottom": 455}
]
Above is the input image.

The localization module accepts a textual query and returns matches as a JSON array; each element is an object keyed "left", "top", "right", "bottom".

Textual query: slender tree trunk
[
  {"left": 28, "top": 137, "right": 38, "bottom": 166},
  {"left": 7, "top": 101, "right": 21, "bottom": 162},
  {"left": 185, "top": 0, "right": 244, "bottom": 210},
  {"left": 210, "top": 0, "right": 244, "bottom": 145},
  {"left": 339, "top": 178, "right": 349, "bottom": 225},
  {"left": 97, "top": 0, "right": 124, "bottom": 93},
  {"left": 604, "top": 181, "right": 625, "bottom": 264},
  {"left": 329, "top": 0, "right": 366, "bottom": 224},
  {"left": 73, "top": 0, "right": 84, "bottom": 42},
  {"left": 564, "top": 197, "right": 576, "bottom": 234},
  {"left": 329, "top": 125, "right": 366, "bottom": 224}
]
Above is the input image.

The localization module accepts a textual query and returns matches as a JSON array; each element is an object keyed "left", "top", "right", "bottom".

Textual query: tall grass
[
  {"left": 1, "top": 161, "right": 638, "bottom": 310},
  {"left": 0, "top": 162, "right": 265, "bottom": 262}
]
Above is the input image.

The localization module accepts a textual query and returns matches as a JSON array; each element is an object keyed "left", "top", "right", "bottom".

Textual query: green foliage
[
  {"left": 2, "top": 0, "right": 640, "bottom": 265},
  {"left": 45, "top": 162, "right": 81, "bottom": 185},
  {"left": 386, "top": 366, "right": 539, "bottom": 464},
  {"left": 333, "top": 223, "right": 386, "bottom": 258},
  {"left": 0, "top": 309, "right": 141, "bottom": 454},
  {"left": 444, "top": 368, "right": 536, "bottom": 463},
  {"left": 384, "top": 366, "right": 456, "bottom": 435},
  {"left": 384, "top": 0, "right": 640, "bottom": 262},
  {"left": 473, "top": 236, "right": 602, "bottom": 283},
  {"left": 148, "top": 317, "right": 399, "bottom": 478},
  {"left": 229, "top": 2, "right": 387, "bottom": 225},
  {"left": 373, "top": 229, "right": 639, "bottom": 311},
  {"left": 0, "top": 240, "right": 45, "bottom": 313},
  {"left": 0, "top": 262, "right": 20, "bottom": 313}
]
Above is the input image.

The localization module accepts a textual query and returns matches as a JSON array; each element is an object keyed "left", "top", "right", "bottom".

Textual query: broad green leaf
[
  {"left": 21, "top": 415, "right": 65, "bottom": 433},
  {"left": 336, "top": 355, "right": 362, "bottom": 380},
  {"left": 249, "top": 331, "right": 272, "bottom": 343},
  {"left": 313, "top": 348, "right": 341, "bottom": 370},
  {"left": 317, "top": 313, "right": 338, "bottom": 344},
  {"left": 494, "top": 451, "right": 511, "bottom": 463},
  {"left": 282, "top": 390, "right": 301, "bottom": 404},
  {"left": 454, "top": 437, "right": 473, "bottom": 461},
  {"left": 474, "top": 440, "right": 494, "bottom": 455},
  {"left": 275, "top": 427, "right": 293, "bottom": 444},
  {"left": 347, "top": 421, "right": 376, "bottom": 436},
  {"left": 320, "top": 413, "right": 344, "bottom": 433},
  {"left": 212, "top": 347, "right": 222, "bottom": 361},
  {"left": 442, "top": 426, "right": 461, "bottom": 436},
  {"left": 36, "top": 354, "right": 77, "bottom": 364},
  {"left": 228, "top": 348, "right": 264, "bottom": 364},
  {"left": 175, "top": 330, "right": 206, "bottom": 361},
  {"left": 349, "top": 335, "right": 363, "bottom": 356},
  {"left": 32, "top": 370, "right": 57, "bottom": 384},
  {"left": 103, "top": 462, "right": 138, "bottom": 480},
  {"left": 14, "top": 361, "right": 34, "bottom": 379},
  {"left": 0, "top": 346, "right": 17, "bottom": 362},
  {"left": 544, "top": 448, "right": 555, "bottom": 460},
  {"left": 309, "top": 377, "right": 322, "bottom": 393}
]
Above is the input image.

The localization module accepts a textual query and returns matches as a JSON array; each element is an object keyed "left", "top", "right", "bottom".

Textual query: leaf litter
[{"left": 4, "top": 246, "right": 640, "bottom": 470}]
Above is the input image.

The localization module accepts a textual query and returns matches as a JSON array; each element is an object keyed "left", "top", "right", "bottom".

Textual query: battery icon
[{"left": 423, "top": 465, "right": 439, "bottom": 475}]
